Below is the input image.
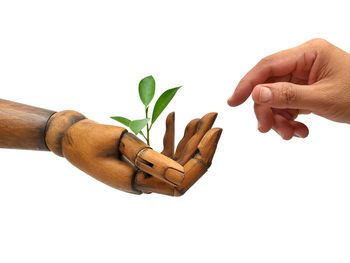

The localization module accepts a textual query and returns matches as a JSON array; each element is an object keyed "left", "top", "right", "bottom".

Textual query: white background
[{"left": 1, "top": 0, "right": 350, "bottom": 262}]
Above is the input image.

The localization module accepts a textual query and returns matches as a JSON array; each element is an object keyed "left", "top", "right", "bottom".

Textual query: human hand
[
  {"left": 227, "top": 38, "right": 350, "bottom": 139},
  {"left": 45, "top": 111, "right": 222, "bottom": 196}
]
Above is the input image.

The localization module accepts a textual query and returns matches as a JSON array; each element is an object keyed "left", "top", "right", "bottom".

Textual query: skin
[{"left": 227, "top": 38, "right": 350, "bottom": 139}]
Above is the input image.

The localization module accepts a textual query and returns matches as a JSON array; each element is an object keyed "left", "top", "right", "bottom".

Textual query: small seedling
[{"left": 111, "top": 75, "right": 181, "bottom": 145}]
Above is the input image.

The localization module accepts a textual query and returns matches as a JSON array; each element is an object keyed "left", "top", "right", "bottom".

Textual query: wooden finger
[
  {"left": 120, "top": 132, "right": 184, "bottom": 186},
  {"left": 195, "top": 128, "right": 223, "bottom": 165},
  {"left": 134, "top": 171, "right": 176, "bottom": 196},
  {"left": 134, "top": 128, "right": 222, "bottom": 196},
  {"left": 177, "top": 112, "right": 217, "bottom": 166},
  {"left": 134, "top": 159, "right": 210, "bottom": 196},
  {"left": 176, "top": 128, "right": 222, "bottom": 195},
  {"left": 161, "top": 112, "right": 175, "bottom": 158},
  {"left": 174, "top": 118, "right": 200, "bottom": 161}
]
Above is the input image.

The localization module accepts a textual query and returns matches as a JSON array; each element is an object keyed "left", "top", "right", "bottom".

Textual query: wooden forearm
[
  {"left": 0, "top": 99, "right": 56, "bottom": 150},
  {"left": 0, "top": 99, "right": 88, "bottom": 154}
]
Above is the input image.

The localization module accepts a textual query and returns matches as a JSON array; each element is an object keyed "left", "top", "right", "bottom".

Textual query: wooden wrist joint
[{"left": 45, "top": 110, "right": 86, "bottom": 156}]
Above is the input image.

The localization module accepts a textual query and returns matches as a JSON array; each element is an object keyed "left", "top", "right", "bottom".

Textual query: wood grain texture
[
  {"left": 60, "top": 119, "right": 141, "bottom": 194},
  {"left": 0, "top": 99, "right": 222, "bottom": 195},
  {"left": 0, "top": 99, "right": 55, "bottom": 150},
  {"left": 174, "top": 118, "right": 199, "bottom": 160},
  {"left": 119, "top": 132, "right": 150, "bottom": 163},
  {"left": 120, "top": 132, "right": 184, "bottom": 186},
  {"left": 161, "top": 112, "right": 175, "bottom": 158},
  {"left": 134, "top": 115, "right": 222, "bottom": 196},
  {"left": 177, "top": 112, "right": 217, "bottom": 165},
  {"left": 45, "top": 110, "right": 86, "bottom": 156}
]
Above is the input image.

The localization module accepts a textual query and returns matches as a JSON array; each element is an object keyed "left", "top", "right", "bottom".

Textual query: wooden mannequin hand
[
  {"left": 45, "top": 111, "right": 222, "bottom": 196},
  {"left": 134, "top": 112, "right": 222, "bottom": 196},
  {"left": 0, "top": 99, "right": 222, "bottom": 195}
]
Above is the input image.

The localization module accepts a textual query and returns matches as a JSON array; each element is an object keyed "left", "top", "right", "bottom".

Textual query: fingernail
[
  {"left": 227, "top": 96, "right": 234, "bottom": 106},
  {"left": 259, "top": 86, "right": 272, "bottom": 103},
  {"left": 294, "top": 131, "right": 303, "bottom": 138}
]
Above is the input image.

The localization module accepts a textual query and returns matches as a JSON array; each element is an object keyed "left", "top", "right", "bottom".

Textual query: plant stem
[
  {"left": 145, "top": 106, "right": 150, "bottom": 145},
  {"left": 139, "top": 131, "right": 148, "bottom": 142}
]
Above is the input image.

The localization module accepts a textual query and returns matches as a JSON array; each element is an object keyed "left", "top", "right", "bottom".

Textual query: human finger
[
  {"left": 254, "top": 103, "right": 274, "bottom": 133},
  {"left": 228, "top": 46, "right": 317, "bottom": 106}
]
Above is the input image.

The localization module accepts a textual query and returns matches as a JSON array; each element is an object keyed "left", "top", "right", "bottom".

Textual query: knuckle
[
  {"left": 307, "top": 38, "right": 330, "bottom": 48},
  {"left": 278, "top": 83, "right": 297, "bottom": 105},
  {"left": 258, "top": 55, "right": 273, "bottom": 66}
]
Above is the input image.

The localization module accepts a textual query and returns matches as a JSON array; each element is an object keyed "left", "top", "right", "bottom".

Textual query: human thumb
[{"left": 252, "top": 82, "right": 317, "bottom": 110}]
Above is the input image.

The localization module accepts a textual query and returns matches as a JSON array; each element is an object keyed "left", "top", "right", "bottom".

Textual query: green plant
[{"left": 111, "top": 75, "right": 181, "bottom": 145}]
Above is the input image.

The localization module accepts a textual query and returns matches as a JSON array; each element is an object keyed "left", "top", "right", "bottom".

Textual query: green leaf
[
  {"left": 110, "top": 116, "right": 131, "bottom": 127},
  {"left": 139, "top": 75, "right": 155, "bottom": 107},
  {"left": 152, "top": 86, "right": 181, "bottom": 124},
  {"left": 110, "top": 116, "right": 147, "bottom": 139},
  {"left": 129, "top": 118, "right": 150, "bottom": 135}
]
